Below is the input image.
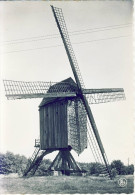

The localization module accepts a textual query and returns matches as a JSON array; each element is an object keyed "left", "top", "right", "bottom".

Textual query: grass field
[{"left": 0, "top": 174, "right": 134, "bottom": 194}]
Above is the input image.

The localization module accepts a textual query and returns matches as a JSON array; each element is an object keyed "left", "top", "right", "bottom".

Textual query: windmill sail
[
  {"left": 3, "top": 79, "right": 77, "bottom": 100},
  {"left": 77, "top": 100, "right": 112, "bottom": 178},
  {"left": 83, "top": 88, "right": 125, "bottom": 104},
  {"left": 51, "top": 6, "right": 85, "bottom": 90}
]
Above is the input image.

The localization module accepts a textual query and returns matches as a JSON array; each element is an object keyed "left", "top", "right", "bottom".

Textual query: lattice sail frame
[
  {"left": 51, "top": 6, "right": 85, "bottom": 90},
  {"left": 3, "top": 80, "right": 125, "bottom": 104},
  {"left": 3, "top": 80, "right": 77, "bottom": 99},
  {"left": 86, "top": 91, "right": 125, "bottom": 104}
]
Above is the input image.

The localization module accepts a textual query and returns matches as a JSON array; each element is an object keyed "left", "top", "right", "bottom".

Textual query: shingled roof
[{"left": 39, "top": 77, "right": 77, "bottom": 107}]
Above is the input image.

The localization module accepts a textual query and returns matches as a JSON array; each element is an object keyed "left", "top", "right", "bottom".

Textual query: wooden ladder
[{"left": 23, "top": 148, "right": 55, "bottom": 177}]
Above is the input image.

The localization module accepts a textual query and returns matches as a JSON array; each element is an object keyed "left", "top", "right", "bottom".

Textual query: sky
[{"left": 0, "top": 1, "right": 134, "bottom": 165}]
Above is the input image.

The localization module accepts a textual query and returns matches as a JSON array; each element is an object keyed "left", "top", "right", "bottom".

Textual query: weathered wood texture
[
  {"left": 40, "top": 99, "right": 68, "bottom": 150},
  {"left": 39, "top": 78, "right": 87, "bottom": 153},
  {"left": 48, "top": 149, "right": 81, "bottom": 172}
]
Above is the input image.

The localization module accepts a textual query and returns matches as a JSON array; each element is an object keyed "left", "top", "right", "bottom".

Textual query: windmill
[{"left": 3, "top": 6, "right": 125, "bottom": 179}]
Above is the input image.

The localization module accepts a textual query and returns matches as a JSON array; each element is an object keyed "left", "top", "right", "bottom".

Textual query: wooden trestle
[
  {"left": 48, "top": 148, "right": 81, "bottom": 174},
  {"left": 23, "top": 147, "right": 82, "bottom": 177}
]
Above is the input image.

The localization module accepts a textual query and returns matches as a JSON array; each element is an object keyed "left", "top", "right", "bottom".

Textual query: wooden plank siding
[{"left": 39, "top": 99, "right": 68, "bottom": 150}]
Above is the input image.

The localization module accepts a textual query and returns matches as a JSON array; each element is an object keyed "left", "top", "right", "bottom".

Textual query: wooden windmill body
[
  {"left": 3, "top": 6, "right": 126, "bottom": 179},
  {"left": 39, "top": 78, "right": 87, "bottom": 153},
  {"left": 38, "top": 77, "right": 87, "bottom": 174}
]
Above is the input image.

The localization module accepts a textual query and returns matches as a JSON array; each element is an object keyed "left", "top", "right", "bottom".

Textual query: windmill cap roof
[{"left": 39, "top": 77, "right": 77, "bottom": 107}]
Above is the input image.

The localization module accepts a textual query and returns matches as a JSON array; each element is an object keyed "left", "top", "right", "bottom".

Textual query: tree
[
  {"left": 0, "top": 152, "right": 28, "bottom": 175},
  {"left": 88, "top": 162, "right": 102, "bottom": 175},
  {"left": 111, "top": 168, "right": 118, "bottom": 178},
  {"left": 13, "top": 154, "right": 28, "bottom": 175},
  {"left": 0, "top": 153, "right": 8, "bottom": 174},
  {"left": 36, "top": 159, "right": 52, "bottom": 175},
  {"left": 111, "top": 160, "right": 125, "bottom": 175},
  {"left": 126, "top": 164, "right": 134, "bottom": 175}
]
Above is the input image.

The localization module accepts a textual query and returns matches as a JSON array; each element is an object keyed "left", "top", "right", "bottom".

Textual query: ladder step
[
  {"left": 101, "top": 171, "right": 108, "bottom": 174},
  {"left": 104, "top": 173, "right": 110, "bottom": 177},
  {"left": 99, "top": 168, "right": 107, "bottom": 171}
]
